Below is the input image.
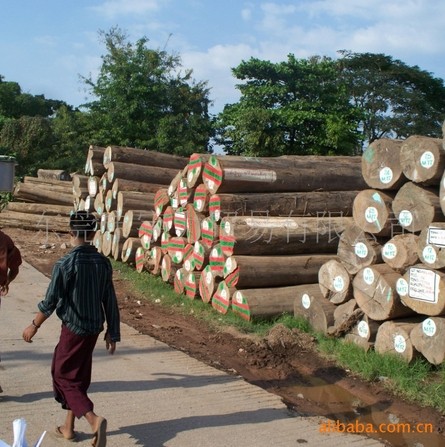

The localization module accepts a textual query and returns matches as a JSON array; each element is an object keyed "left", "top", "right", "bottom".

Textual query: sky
[{"left": 1, "top": 0, "right": 444, "bottom": 116}]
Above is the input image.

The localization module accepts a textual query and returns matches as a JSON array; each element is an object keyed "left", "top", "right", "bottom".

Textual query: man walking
[{"left": 22, "top": 211, "right": 120, "bottom": 447}]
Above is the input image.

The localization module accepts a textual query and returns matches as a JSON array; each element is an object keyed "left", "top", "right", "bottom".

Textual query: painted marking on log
[
  {"left": 231, "top": 291, "right": 250, "bottom": 320},
  {"left": 408, "top": 267, "right": 439, "bottom": 303}
]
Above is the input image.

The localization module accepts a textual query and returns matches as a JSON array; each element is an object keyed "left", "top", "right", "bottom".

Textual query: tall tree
[
  {"left": 214, "top": 55, "right": 362, "bottom": 156},
  {"left": 337, "top": 51, "right": 445, "bottom": 146},
  {"left": 82, "top": 27, "right": 213, "bottom": 156}
]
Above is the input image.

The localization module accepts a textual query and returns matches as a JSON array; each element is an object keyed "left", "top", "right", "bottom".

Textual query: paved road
[{"left": 0, "top": 261, "right": 385, "bottom": 447}]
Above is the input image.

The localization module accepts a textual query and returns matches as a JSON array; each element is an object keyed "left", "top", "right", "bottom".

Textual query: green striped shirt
[{"left": 38, "top": 244, "right": 121, "bottom": 342}]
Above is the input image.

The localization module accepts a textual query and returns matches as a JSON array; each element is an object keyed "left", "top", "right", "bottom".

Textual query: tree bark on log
[
  {"left": 392, "top": 181, "right": 445, "bottom": 233},
  {"left": 232, "top": 284, "right": 304, "bottom": 321},
  {"left": 337, "top": 224, "right": 383, "bottom": 274},
  {"left": 327, "top": 299, "right": 364, "bottom": 337},
  {"left": 37, "top": 169, "right": 71, "bottom": 181},
  {"left": 6, "top": 202, "right": 73, "bottom": 216},
  {"left": 85, "top": 146, "right": 106, "bottom": 175},
  {"left": 203, "top": 154, "right": 366, "bottom": 194},
  {"left": 13, "top": 182, "right": 74, "bottom": 206},
  {"left": 219, "top": 215, "right": 353, "bottom": 256},
  {"left": 410, "top": 317, "right": 445, "bottom": 365},
  {"left": 117, "top": 191, "right": 155, "bottom": 220},
  {"left": 417, "top": 223, "right": 445, "bottom": 269},
  {"left": 111, "top": 178, "right": 165, "bottom": 196},
  {"left": 318, "top": 258, "right": 353, "bottom": 304},
  {"left": 23, "top": 176, "right": 74, "bottom": 189},
  {"left": 352, "top": 189, "right": 399, "bottom": 237},
  {"left": 381, "top": 233, "right": 419, "bottom": 271},
  {"left": 374, "top": 319, "right": 423, "bottom": 363},
  {"left": 208, "top": 190, "right": 359, "bottom": 220},
  {"left": 222, "top": 254, "right": 335, "bottom": 289},
  {"left": 293, "top": 284, "right": 337, "bottom": 334},
  {"left": 398, "top": 264, "right": 445, "bottom": 316},
  {"left": 103, "top": 145, "right": 188, "bottom": 170},
  {"left": 361, "top": 139, "right": 406, "bottom": 190},
  {"left": 0, "top": 210, "right": 70, "bottom": 233},
  {"left": 352, "top": 264, "right": 415, "bottom": 321},
  {"left": 400, "top": 135, "right": 445, "bottom": 186},
  {"left": 107, "top": 161, "right": 180, "bottom": 185}
]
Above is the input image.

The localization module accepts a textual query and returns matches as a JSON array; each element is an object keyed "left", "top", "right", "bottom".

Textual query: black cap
[{"left": 69, "top": 211, "right": 97, "bottom": 232}]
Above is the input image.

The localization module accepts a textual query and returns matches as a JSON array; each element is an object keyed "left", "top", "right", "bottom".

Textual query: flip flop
[
  {"left": 54, "top": 425, "right": 77, "bottom": 442},
  {"left": 92, "top": 417, "right": 107, "bottom": 447}
]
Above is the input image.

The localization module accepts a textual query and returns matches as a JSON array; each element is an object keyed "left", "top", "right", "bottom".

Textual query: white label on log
[
  {"left": 175, "top": 251, "right": 183, "bottom": 262},
  {"left": 383, "top": 242, "right": 397, "bottom": 260},
  {"left": 333, "top": 276, "right": 345, "bottom": 292},
  {"left": 225, "top": 257, "right": 233, "bottom": 272},
  {"left": 301, "top": 293, "right": 311, "bottom": 309},
  {"left": 214, "top": 209, "right": 221, "bottom": 221},
  {"left": 223, "top": 168, "right": 277, "bottom": 183},
  {"left": 357, "top": 321, "right": 369, "bottom": 338},
  {"left": 363, "top": 267, "right": 375, "bottom": 285},
  {"left": 220, "top": 289, "right": 227, "bottom": 299},
  {"left": 398, "top": 210, "right": 413, "bottom": 227},
  {"left": 194, "top": 242, "right": 200, "bottom": 253},
  {"left": 420, "top": 151, "right": 434, "bottom": 169},
  {"left": 354, "top": 242, "right": 368, "bottom": 258},
  {"left": 365, "top": 207, "right": 378, "bottom": 223},
  {"left": 211, "top": 248, "right": 218, "bottom": 257},
  {"left": 427, "top": 227, "right": 445, "bottom": 247},
  {"left": 222, "top": 221, "right": 231, "bottom": 234},
  {"left": 195, "top": 199, "right": 203, "bottom": 210},
  {"left": 422, "top": 245, "right": 437, "bottom": 264},
  {"left": 176, "top": 269, "right": 182, "bottom": 279},
  {"left": 202, "top": 220, "right": 209, "bottom": 231},
  {"left": 422, "top": 318, "right": 437, "bottom": 337},
  {"left": 207, "top": 179, "right": 215, "bottom": 190},
  {"left": 409, "top": 267, "right": 439, "bottom": 303},
  {"left": 206, "top": 270, "right": 213, "bottom": 284},
  {"left": 187, "top": 171, "right": 194, "bottom": 183},
  {"left": 394, "top": 335, "right": 407, "bottom": 353},
  {"left": 184, "top": 259, "right": 191, "bottom": 271},
  {"left": 379, "top": 167, "right": 393, "bottom": 184},
  {"left": 396, "top": 278, "right": 408, "bottom": 296},
  {"left": 235, "top": 291, "right": 243, "bottom": 304}
]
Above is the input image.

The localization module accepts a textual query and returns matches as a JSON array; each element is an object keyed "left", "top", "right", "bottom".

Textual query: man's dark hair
[{"left": 69, "top": 211, "right": 97, "bottom": 239}]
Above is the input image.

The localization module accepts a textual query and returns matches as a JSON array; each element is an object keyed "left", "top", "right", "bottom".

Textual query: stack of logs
[
  {"left": 83, "top": 145, "right": 366, "bottom": 323},
  {"left": 295, "top": 132, "right": 445, "bottom": 365},
  {"left": 0, "top": 169, "right": 78, "bottom": 232}
]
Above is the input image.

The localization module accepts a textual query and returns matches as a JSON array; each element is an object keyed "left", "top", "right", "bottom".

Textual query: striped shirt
[{"left": 38, "top": 244, "right": 121, "bottom": 342}]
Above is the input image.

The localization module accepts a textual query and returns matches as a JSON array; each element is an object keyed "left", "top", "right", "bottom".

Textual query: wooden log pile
[
  {"left": 103, "top": 148, "right": 364, "bottom": 321},
  {"left": 0, "top": 173, "right": 77, "bottom": 233},
  {"left": 305, "top": 131, "right": 445, "bottom": 365}
]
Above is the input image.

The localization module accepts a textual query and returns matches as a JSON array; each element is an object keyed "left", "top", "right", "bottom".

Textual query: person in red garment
[
  {"left": 0, "top": 228, "right": 22, "bottom": 394},
  {"left": 22, "top": 211, "right": 120, "bottom": 447}
]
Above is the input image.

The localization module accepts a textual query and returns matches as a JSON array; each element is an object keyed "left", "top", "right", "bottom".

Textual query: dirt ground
[{"left": 4, "top": 227, "right": 445, "bottom": 445}]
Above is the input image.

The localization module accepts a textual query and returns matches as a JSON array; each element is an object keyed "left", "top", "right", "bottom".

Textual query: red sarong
[{"left": 51, "top": 324, "right": 99, "bottom": 418}]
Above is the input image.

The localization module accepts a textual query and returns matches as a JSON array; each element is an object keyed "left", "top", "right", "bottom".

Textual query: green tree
[
  {"left": 337, "top": 51, "right": 445, "bottom": 146},
  {"left": 0, "top": 116, "right": 55, "bottom": 176},
  {"left": 82, "top": 27, "right": 213, "bottom": 156},
  {"left": 214, "top": 55, "right": 362, "bottom": 156}
]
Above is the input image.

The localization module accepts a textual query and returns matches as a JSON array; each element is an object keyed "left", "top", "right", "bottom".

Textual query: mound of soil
[{"left": 4, "top": 227, "right": 445, "bottom": 445}]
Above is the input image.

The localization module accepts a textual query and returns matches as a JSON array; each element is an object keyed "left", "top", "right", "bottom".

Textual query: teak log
[
  {"left": 0, "top": 210, "right": 70, "bottom": 233},
  {"left": 231, "top": 284, "right": 304, "bottom": 321},
  {"left": 345, "top": 315, "right": 381, "bottom": 351},
  {"left": 117, "top": 191, "right": 155, "bottom": 220},
  {"left": 203, "top": 155, "right": 366, "bottom": 194},
  {"left": 381, "top": 233, "right": 419, "bottom": 271},
  {"left": 111, "top": 228, "right": 124, "bottom": 261},
  {"left": 417, "top": 223, "right": 445, "bottom": 269},
  {"left": 6, "top": 202, "right": 73, "bottom": 216},
  {"left": 121, "top": 237, "right": 142, "bottom": 264},
  {"left": 184, "top": 271, "right": 201, "bottom": 300},
  {"left": 219, "top": 215, "right": 353, "bottom": 256},
  {"left": 37, "top": 169, "right": 71, "bottom": 181},
  {"left": 103, "top": 145, "right": 188, "bottom": 170},
  {"left": 361, "top": 139, "right": 406, "bottom": 190},
  {"left": 211, "top": 281, "right": 234, "bottom": 314},
  {"left": 199, "top": 265, "right": 221, "bottom": 304},
  {"left": 318, "top": 258, "right": 353, "bottom": 304},
  {"left": 374, "top": 319, "right": 423, "bottom": 363},
  {"left": 336, "top": 224, "right": 383, "bottom": 274},
  {"left": 101, "top": 231, "right": 113, "bottom": 257},
  {"left": 400, "top": 135, "right": 445, "bottom": 186},
  {"left": 293, "top": 284, "right": 337, "bottom": 334},
  {"left": 392, "top": 181, "right": 444, "bottom": 233},
  {"left": 411, "top": 317, "right": 445, "bottom": 365},
  {"left": 352, "top": 189, "right": 399, "bottom": 237},
  {"left": 122, "top": 210, "right": 154, "bottom": 238},
  {"left": 208, "top": 190, "right": 359, "bottom": 220},
  {"left": 398, "top": 264, "right": 445, "bottom": 316},
  {"left": 13, "top": 182, "right": 74, "bottom": 206},
  {"left": 222, "top": 254, "right": 335, "bottom": 289},
  {"left": 111, "top": 178, "right": 165, "bottom": 196},
  {"left": 352, "top": 264, "right": 415, "bottom": 321},
  {"left": 327, "top": 299, "right": 364, "bottom": 337},
  {"left": 107, "top": 161, "right": 180, "bottom": 185}
]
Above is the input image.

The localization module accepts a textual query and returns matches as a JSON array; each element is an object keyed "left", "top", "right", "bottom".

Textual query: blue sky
[{"left": 1, "top": 0, "right": 444, "bottom": 115}]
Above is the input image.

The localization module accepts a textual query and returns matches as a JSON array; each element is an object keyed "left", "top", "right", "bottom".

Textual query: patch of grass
[{"left": 112, "top": 260, "right": 445, "bottom": 413}]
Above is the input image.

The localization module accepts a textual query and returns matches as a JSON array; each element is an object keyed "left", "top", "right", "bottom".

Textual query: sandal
[{"left": 54, "top": 425, "right": 77, "bottom": 442}]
